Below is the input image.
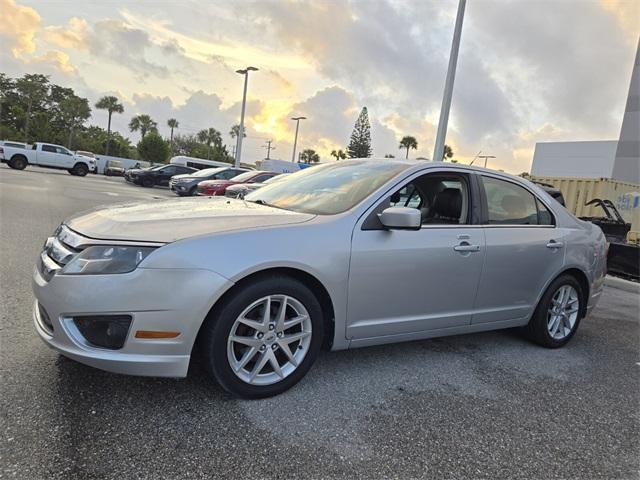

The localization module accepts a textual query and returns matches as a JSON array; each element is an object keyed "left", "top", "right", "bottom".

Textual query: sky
[{"left": 1, "top": 0, "right": 638, "bottom": 172}]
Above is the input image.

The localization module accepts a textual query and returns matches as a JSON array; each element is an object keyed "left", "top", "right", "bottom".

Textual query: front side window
[
  {"left": 41, "top": 145, "right": 56, "bottom": 153},
  {"left": 388, "top": 173, "right": 470, "bottom": 225},
  {"left": 482, "top": 176, "right": 551, "bottom": 225},
  {"left": 55, "top": 147, "right": 71, "bottom": 155}
]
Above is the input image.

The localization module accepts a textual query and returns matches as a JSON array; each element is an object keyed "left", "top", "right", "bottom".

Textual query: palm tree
[
  {"left": 167, "top": 118, "right": 179, "bottom": 153},
  {"left": 399, "top": 136, "right": 418, "bottom": 159},
  {"left": 330, "top": 149, "right": 346, "bottom": 161},
  {"left": 95, "top": 95, "right": 124, "bottom": 155},
  {"left": 229, "top": 124, "right": 246, "bottom": 140},
  {"left": 443, "top": 144, "right": 454, "bottom": 161},
  {"left": 197, "top": 128, "right": 222, "bottom": 159},
  {"left": 129, "top": 114, "right": 157, "bottom": 139},
  {"left": 300, "top": 149, "right": 320, "bottom": 164}
]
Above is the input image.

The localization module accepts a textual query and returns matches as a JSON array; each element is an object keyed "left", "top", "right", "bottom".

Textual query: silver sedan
[{"left": 33, "top": 160, "right": 607, "bottom": 398}]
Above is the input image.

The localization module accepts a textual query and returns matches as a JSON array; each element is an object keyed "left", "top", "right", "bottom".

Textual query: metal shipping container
[{"left": 531, "top": 176, "right": 640, "bottom": 239}]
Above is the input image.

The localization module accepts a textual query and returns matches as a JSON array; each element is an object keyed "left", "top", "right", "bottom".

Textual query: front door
[
  {"left": 347, "top": 172, "right": 485, "bottom": 340},
  {"left": 472, "top": 175, "right": 566, "bottom": 324}
]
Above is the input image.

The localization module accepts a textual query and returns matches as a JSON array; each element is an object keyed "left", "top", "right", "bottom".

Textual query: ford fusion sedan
[
  {"left": 196, "top": 170, "right": 279, "bottom": 196},
  {"left": 125, "top": 164, "right": 196, "bottom": 188},
  {"left": 33, "top": 160, "right": 606, "bottom": 398},
  {"left": 170, "top": 167, "right": 248, "bottom": 196}
]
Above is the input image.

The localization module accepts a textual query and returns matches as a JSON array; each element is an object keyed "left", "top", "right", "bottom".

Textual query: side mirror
[{"left": 378, "top": 207, "right": 421, "bottom": 231}]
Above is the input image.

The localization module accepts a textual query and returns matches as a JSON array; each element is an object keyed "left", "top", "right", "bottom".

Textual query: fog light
[
  {"left": 37, "top": 302, "right": 54, "bottom": 333},
  {"left": 72, "top": 315, "right": 132, "bottom": 350}
]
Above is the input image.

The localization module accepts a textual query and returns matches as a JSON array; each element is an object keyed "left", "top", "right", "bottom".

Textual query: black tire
[
  {"left": 141, "top": 177, "right": 154, "bottom": 188},
  {"left": 523, "top": 274, "right": 584, "bottom": 348},
  {"left": 187, "top": 186, "right": 197, "bottom": 196},
  {"left": 9, "top": 156, "right": 27, "bottom": 170},
  {"left": 200, "top": 274, "right": 324, "bottom": 398},
  {"left": 105, "top": 170, "right": 111, "bottom": 176},
  {"left": 72, "top": 163, "right": 88, "bottom": 177},
  {"left": 67, "top": 169, "right": 77, "bottom": 175}
]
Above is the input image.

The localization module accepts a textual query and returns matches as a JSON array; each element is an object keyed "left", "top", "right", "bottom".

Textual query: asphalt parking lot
[{"left": 1, "top": 165, "right": 638, "bottom": 479}]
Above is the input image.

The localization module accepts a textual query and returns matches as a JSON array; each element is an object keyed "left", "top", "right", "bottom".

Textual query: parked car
[
  {"left": 225, "top": 173, "right": 287, "bottom": 198},
  {"left": 170, "top": 167, "right": 249, "bottom": 196},
  {"left": 104, "top": 160, "right": 125, "bottom": 177},
  {"left": 196, "top": 170, "right": 279, "bottom": 196},
  {"left": 0, "top": 142, "right": 95, "bottom": 176},
  {"left": 124, "top": 164, "right": 196, "bottom": 187},
  {"left": 32, "top": 160, "right": 607, "bottom": 399}
]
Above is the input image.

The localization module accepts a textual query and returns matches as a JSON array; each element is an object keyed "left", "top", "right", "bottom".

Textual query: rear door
[
  {"left": 472, "top": 174, "right": 565, "bottom": 324},
  {"left": 347, "top": 170, "right": 486, "bottom": 340}
]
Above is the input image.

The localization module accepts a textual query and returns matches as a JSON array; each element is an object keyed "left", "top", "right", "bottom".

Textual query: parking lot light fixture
[
  {"left": 235, "top": 66, "right": 259, "bottom": 168},
  {"left": 290, "top": 116, "right": 307, "bottom": 163}
]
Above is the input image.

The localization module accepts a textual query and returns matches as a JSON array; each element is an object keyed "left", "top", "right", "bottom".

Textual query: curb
[{"left": 605, "top": 275, "right": 640, "bottom": 293}]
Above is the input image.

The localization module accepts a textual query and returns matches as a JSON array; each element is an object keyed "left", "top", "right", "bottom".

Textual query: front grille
[{"left": 39, "top": 225, "right": 86, "bottom": 281}]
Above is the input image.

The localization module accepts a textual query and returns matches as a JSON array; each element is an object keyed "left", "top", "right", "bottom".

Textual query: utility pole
[
  {"left": 432, "top": 0, "right": 466, "bottom": 162},
  {"left": 235, "top": 66, "right": 258, "bottom": 167},
  {"left": 263, "top": 139, "right": 275, "bottom": 160},
  {"left": 478, "top": 155, "right": 496, "bottom": 168},
  {"left": 290, "top": 116, "right": 306, "bottom": 163}
]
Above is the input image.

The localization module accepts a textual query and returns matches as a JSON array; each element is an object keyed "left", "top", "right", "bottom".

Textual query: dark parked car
[
  {"left": 197, "top": 170, "right": 280, "bottom": 196},
  {"left": 125, "top": 164, "right": 196, "bottom": 188},
  {"left": 169, "top": 167, "right": 249, "bottom": 196}
]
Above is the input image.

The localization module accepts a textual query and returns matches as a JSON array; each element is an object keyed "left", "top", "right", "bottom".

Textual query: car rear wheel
[
  {"left": 141, "top": 177, "right": 154, "bottom": 188},
  {"left": 72, "top": 163, "right": 88, "bottom": 176},
  {"left": 524, "top": 274, "right": 583, "bottom": 348},
  {"left": 201, "top": 275, "right": 324, "bottom": 398}
]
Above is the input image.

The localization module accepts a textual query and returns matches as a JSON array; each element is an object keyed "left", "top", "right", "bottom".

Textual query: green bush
[{"left": 137, "top": 133, "right": 169, "bottom": 163}]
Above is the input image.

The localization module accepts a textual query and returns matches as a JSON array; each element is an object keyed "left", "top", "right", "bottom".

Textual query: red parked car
[{"left": 196, "top": 170, "right": 279, "bottom": 196}]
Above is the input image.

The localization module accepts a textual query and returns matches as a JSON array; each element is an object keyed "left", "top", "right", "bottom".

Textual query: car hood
[{"left": 66, "top": 197, "right": 316, "bottom": 243}]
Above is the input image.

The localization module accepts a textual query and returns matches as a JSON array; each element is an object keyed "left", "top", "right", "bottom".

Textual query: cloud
[
  {"left": 0, "top": 0, "right": 41, "bottom": 57},
  {"left": 43, "top": 17, "right": 88, "bottom": 50},
  {"left": 87, "top": 19, "right": 169, "bottom": 78},
  {"left": 26, "top": 50, "right": 77, "bottom": 76}
]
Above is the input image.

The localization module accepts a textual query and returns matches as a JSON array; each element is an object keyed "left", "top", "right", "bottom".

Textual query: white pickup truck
[{"left": 0, "top": 142, "right": 96, "bottom": 176}]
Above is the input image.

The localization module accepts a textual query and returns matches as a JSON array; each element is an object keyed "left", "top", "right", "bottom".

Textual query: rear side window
[{"left": 482, "top": 176, "right": 552, "bottom": 225}]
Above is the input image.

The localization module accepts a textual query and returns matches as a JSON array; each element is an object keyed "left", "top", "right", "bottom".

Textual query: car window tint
[
  {"left": 536, "top": 198, "right": 555, "bottom": 225},
  {"left": 483, "top": 176, "right": 539, "bottom": 225},
  {"left": 390, "top": 184, "right": 423, "bottom": 209},
  {"left": 41, "top": 145, "right": 56, "bottom": 153},
  {"left": 161, "top": 166, "right": 177, "bottom": 175}
]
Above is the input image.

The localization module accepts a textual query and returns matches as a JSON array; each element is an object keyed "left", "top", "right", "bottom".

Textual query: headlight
[{"left": 61, "top": 246, "right": 155, "bottom": 275}]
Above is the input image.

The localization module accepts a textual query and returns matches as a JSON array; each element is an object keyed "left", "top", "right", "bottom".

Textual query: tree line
[{"left": 0, "top": 73, "right": 240, "bottom": 164}]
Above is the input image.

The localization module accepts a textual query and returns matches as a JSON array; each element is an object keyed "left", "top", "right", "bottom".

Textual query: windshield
[
  {"left": 147, "top": 165, "right": 164, "bottom": 171},
  {"left": 191, "top": 167, "right": 225, "bottom": 178},
  {"left": 229, "top": 171, "right": 258, "bottom": 182},
  {"left": 245, "top": 161, "right": 408, "bottom": 214}
]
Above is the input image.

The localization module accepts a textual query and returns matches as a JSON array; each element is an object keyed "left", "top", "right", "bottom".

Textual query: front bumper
[{"left": 32, "top": 265, "right": 233, "bottom": 377}]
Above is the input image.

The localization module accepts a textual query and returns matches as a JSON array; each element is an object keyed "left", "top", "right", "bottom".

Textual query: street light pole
[
  {"left": 432, "top": 0, "right": 466, "bottom": 162},
  {"left": 290, "top": 116, "right": 306, "bottom": 163},
  {"left": 235, "top": 66, "right": 258, "bottom": 168}
]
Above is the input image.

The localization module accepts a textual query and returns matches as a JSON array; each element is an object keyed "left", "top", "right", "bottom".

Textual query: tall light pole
[
  {"left": 235, "top": 66, "right": 258, "bottom": 167},
  {"left": 290, "top": 116, "right": 306, "bottom": 163},
  {"left": 432, "top": 0, "right": 466, "bottom": 162}
]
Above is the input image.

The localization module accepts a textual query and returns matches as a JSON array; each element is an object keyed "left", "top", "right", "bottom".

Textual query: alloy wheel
[
  {"left": 227, "top": 294, "right": 312, "bottom": 386},
  {"left": 547, "top": 285, "right": 580, "bottom": 340}
]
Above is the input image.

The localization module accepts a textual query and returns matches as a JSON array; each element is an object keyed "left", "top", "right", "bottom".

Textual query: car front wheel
[
  {"left": 524, "top": 274, "right": 584, "bottom": 348},
  {"left": 201, "top": 275, "right": 324, "bottom": 398}
]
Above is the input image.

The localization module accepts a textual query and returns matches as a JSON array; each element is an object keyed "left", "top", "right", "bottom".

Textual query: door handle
[
  {"left": 454, "top": 244, "right": 480, "bottom": 252},
  {"left": 546, "top": 240, "right": 564, "bottom": 249}
]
